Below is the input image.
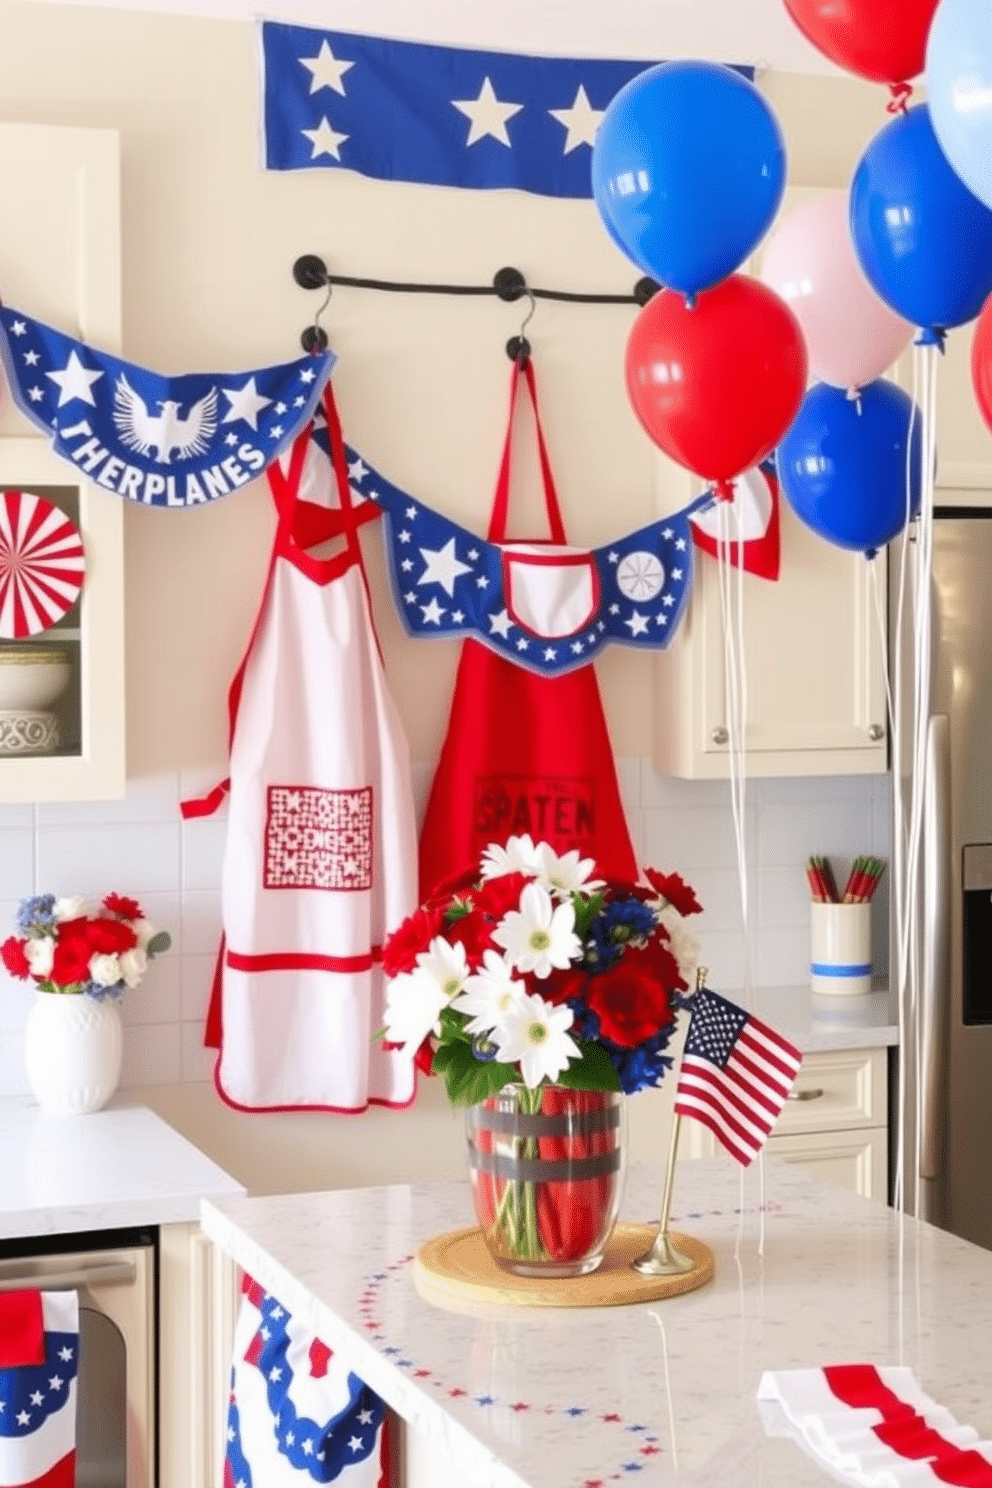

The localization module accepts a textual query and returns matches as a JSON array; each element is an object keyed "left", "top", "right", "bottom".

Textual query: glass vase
[
  {"left": 23, "top": 989, "right": 123, "bottom": 1114},
  {"left": 465, "top": 1083, "right": 626, "bottom": 1279}
]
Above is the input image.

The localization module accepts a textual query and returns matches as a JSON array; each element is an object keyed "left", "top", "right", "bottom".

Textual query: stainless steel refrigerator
[{"left": 907, "top": 499, "right": 992, "bottom": 1249}]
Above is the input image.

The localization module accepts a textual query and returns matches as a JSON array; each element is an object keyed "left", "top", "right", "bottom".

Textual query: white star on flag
[
  {"left": 452, "top": 77, "right": 523, "bottom": 147},
  {"left": 418, "top": 537, "right": 472, "bottom": 595},
  {"left": 222, "top": 377, "right": 272, "bottom": 429},
  {"left": 46, "top": 350, "right": 103, "bottom": 406},
  {"left": 488, "top": 608, "right": 513, "bottom": 638},
  {"left": 421, "top": 597, "right": 446, "bottom": 624},
  {"left": 549, "top": 85, "right": 604, "bottom": 152},
  {"left": 302, "top": 116, "right": 349, "bottom": 160},
  {"left": 300, "top": 39, "right": 353, "bottom": 94}
]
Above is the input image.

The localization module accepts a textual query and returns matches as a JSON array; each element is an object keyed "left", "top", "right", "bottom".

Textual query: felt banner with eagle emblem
[{"left": 0, "top": 304, "right": 335, "bottom": 508}]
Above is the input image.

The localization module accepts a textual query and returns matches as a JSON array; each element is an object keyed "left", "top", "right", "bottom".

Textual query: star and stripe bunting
[
  {"left": 259, "top": 25, "right": 750, "bottom": 198},
  {"left": 674, "top": 987, "right": 803, "bottom": 1166},
  {"left": 226, "top": 1277, "right": 386, "bottom": 1487},
  {"left": 0, "top": 305, "right": 334, "bottom": 509},
  {"left": 0, "top": 1291, "right": 79, "bottom": 1488}
]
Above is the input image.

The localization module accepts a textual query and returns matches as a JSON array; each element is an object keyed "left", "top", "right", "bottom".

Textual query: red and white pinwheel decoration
[{"left": 0, "top": 490, "right": 85, "bottom": 639}]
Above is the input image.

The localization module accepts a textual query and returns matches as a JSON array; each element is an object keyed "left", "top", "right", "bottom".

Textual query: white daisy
[
  {"left": 451, "top": 949, "right": 527, "bottom": 1035},
  {"left": 492, "top": 881, "right": 582, "bottom": 979},
  {"left": 492, "top": 990, "right": 580, "bottom": 1088},
  {"left": 479, "top": 834, "right": 542, "bottom": 881},
  {"left": 657, "top": 904, "right": 701, "bottom": 986},
  {"left": 535, "top": 842, "right": 604, "bottom": 897},
  {"left": 382, "top": 936, "right": 470, "bottom": 1057}
]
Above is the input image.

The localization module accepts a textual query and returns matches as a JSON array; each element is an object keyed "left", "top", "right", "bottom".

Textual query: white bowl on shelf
[{"left": 0, "top": 646, "right": 71, "bottom": 711}]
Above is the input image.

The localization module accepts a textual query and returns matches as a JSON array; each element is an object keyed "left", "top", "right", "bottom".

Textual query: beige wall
[{"left": 0, "top": 4, "right": 900, "bottom": 1194}]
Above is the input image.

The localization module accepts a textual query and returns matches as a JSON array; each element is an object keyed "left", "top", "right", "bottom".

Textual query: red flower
[
  {"left": 644, "top": 869, "right": 703, "bottom": 916},
  {"left": 382, "top": 906, "right": 445, "bottom": 977},
  {"left": 472, "top": 872, "right": 533, "bottom": 923},
  {"left": 87, "top": 917, "right": 138, "bottom": 954},
  {"left": 103, "top": 893, "right": 143, "bottom": 921},
  {"left": 444, "top": 913, "right": 495, "bottom": 970},
  {"left": 51, "top": 927, "right": 94, "bottom": 986},
  {"left": 585, "top": 957, "right": 675, "bottom": 1048},
  {"left": 539, "top": 966, "right": 588, "bottom": 1007},
  {"left": 1, "top": 936, "right": 30, "bottom": 979}
]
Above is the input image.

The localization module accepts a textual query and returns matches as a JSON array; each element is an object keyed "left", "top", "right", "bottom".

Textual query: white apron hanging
[{"left": 185, "top": 382, "right": 417, "bottom": 1112}]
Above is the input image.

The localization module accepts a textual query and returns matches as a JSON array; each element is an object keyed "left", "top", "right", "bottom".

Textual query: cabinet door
[
  {"left": 0, "top": 122, "right": 124, "bottom": 799},
  {"left": 766, "top": 1127, "right": 887, "bottom": 1201},
  {"left": 655, "top": 489, "right": 888, "bottom": 777}
]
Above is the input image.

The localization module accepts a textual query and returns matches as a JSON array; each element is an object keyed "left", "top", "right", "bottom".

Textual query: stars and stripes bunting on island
[
  {"left": 225, "top": 1276, "right": 387, "bottom": 1487},
  {"left": 258, "top": 21, "right": 754, "bottom": 198},
  {"left": 674, "top": 987, "right": 803, "bottom": 1166},
  {"left": 0, "top": 1289, "right": 79, "bottom": 1488}
]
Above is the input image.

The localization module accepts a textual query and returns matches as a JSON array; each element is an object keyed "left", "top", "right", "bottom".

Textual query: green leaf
[
  {"left": 449, "top": 1059, "right": 515, "bottom": 1107},
  {"left": 554, "top": 1041, "right": 621, "bottom": 1092},
  {"left": 146, "top": 931, "right": 171, "bottom": 956},
  {"left": 571, "top": 890, "right": 605, "bottom": 943}
]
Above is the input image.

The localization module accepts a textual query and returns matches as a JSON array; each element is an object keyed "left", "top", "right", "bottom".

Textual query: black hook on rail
[{"left": 292, "top": 255, "right": 659, "bottom": 357}]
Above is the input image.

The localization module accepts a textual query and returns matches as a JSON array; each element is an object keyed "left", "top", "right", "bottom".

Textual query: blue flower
[
  {"left": 586, "top": 899, "right": 657, "bottom": 973},
  {"left": 16, "top": 894, "right": 56, "bottom": 936}
]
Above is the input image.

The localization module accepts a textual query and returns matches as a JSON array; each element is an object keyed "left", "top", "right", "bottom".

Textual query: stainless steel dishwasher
[{"left": 0, "top": 1224, "right": 157, "bottom": 1487}]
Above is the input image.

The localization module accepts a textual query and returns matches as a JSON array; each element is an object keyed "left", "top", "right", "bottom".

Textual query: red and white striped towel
[{"left": 758, "top": 1365, "right": 992, "bottom": 1488}]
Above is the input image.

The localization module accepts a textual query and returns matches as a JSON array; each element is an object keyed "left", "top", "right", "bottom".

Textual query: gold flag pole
[{"left": 631, "top": 967, "right": 706, "bottom": 1277}]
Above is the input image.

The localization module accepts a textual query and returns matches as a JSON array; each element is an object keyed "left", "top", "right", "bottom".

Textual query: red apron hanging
[
  {"left": 184, "top": 383, "right": 418, "bottom": 1112},
  {"left": 418, "top": 359, "right": 638, "bottom": 896}
]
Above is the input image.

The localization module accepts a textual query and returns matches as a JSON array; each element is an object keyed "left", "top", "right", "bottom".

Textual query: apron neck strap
[
  {"left": 487, "top": 358, "right": 567, "bottom": 545},
  {"left": 268, "top": 378, "right": 364, "bottom": 572}
]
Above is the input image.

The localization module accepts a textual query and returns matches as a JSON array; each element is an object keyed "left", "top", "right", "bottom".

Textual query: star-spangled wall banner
[
  {"left": 258, "top": 22, "right": 754, "bottom": 198},
  {"left": 328, "top": 436, "right": 708, "bottom": 679},
  {"left": 0, "top": 305, "right": 335, "bottom": 509}
]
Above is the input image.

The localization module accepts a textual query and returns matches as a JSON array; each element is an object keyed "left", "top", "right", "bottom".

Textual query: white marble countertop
[
  {"left": 202, "top": 1158, "right": 992, "bottom": 1488},
  {"left": 0, "top": 1095, "right": 244, "bottom": 1241},
  {"left": 737, "top": 984, "right": 897, "bottom": 1052}
]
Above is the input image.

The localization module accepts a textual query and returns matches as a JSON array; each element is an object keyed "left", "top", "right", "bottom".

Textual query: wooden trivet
[{"left": 414, "top": 1223, "right": 714, "bottom": 1309}]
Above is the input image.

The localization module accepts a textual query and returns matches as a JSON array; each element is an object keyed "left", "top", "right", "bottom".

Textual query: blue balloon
[
  {"left": 777, "top": 381, "right": 922, "bottom": 555},
  {"left": 850, "top": 104, "right": 992, "bottom": 337},
  {"left": 927, "top": 0, "right": 992, "bottom": 213},
  {"left": 591, "top": 61, "right": 786, "bottom": 299}
]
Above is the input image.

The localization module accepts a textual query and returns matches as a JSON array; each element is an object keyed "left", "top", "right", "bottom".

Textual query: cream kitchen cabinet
[
  {"left": 680, "top": 1045, "right": 889, "bottom": 1201},
  {"left": 654, "top": 471, "right": 888, "bottom": 778},
  {"left": 0, "top": 121, "right": 125, "bottom": 801}
]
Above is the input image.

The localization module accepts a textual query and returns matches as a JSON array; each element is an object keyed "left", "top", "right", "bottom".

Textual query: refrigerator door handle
[{"left": 920, "top": 713, "right": 950, "bottom": 1193}]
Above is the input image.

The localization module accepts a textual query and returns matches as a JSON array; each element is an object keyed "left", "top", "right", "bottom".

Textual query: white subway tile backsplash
[
  {"left": 0, "top": 764, "right": 894, "bottom": 1100},
  {"left": 36, "top": 823, "right": 181, "bottom": 895},
  {"left": 0, "top": 830, "right": 38, "bottom": 899},
  {"left": 121, "top": 1021, "right": 182, "bottom": 1087}
]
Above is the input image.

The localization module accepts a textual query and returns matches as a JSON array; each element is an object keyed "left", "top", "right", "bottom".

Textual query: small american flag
[{"left": 674, "top": 987, "right": 802, "bottom": 1166}]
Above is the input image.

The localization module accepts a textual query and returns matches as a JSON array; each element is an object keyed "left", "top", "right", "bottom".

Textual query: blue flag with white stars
[
  {"left": 0, "top": 305, "right": 334, "bottom": 509},
  {"left": 342, "top": 446, "right": 706, "bottom": 679},
  {"left": 259, "top": 22, "right": 754, "bottom": 198}
]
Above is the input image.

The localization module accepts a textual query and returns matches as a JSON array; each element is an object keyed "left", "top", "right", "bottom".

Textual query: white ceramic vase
[{"left": 23, "top": 989, "right": 123, "bottom": 1114}]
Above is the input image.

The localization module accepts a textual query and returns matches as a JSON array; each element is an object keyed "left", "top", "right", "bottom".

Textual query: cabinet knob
[
  {"left": 868, "top": 724, "right": 885, "bottom": 742},
  {"left": 711, "top": 726, "right": 729, "bottom": 746}
]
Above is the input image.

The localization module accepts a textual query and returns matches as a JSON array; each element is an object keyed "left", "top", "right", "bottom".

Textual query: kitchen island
[{"left": 200, "top": 1151, "right": 989, "bottom": 1488}]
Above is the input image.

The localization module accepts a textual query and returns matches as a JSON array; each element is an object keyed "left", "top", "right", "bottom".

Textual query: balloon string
[{"left": 887, "top": 81, "right": 913, "bottom": 115}]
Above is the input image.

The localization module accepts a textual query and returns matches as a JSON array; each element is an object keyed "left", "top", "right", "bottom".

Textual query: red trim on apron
[
  {"left": 226, "top": 949, "right": 381, "bottom": 974},
  {"left": 500, "top": 545, "right": 601, "bottom": 638}
]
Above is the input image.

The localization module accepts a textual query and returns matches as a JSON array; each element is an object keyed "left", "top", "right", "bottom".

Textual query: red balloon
[
  {"left": 970, "top": 295, "right": 992, "bottom": 436},
  {"left": 782, "top": 0, "right": 942, "bottom": 85},
  {"left": 625, "top": 276, "right": 808, "bottom": 492}
]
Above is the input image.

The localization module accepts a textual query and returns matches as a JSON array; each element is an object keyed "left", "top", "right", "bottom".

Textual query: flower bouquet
[
  {"left": 381, "top": 835, "right": 702, "bottom": 1276},
  {"left": 2, "top": 893, "right": 171, "bottom": 998}
]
